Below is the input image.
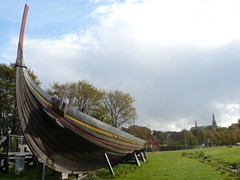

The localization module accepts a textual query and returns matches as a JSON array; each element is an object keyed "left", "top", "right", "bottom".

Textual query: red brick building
[{"left": 145, "top": 132, "right": 160, "bottom": 151}]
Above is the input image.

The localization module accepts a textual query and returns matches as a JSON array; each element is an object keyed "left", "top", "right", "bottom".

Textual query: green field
[
  {"left": 1, "top": 146, "right": 240, "bottom": 179},
  {"left": 113, "top": 147, "right": 239, "bottom": 180},
  {"left": 86, "top": 146, "right": 240, "bottom": 180}
]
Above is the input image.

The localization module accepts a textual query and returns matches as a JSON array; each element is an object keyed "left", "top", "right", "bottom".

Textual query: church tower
[{"left": 212, "top": 113, "right": 217, "bottom": 129}]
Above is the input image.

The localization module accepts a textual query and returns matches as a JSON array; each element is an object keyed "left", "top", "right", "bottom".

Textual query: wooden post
[
  {"left": 133, "top": 152, "right": 141, "bottom": 167},
  {"left": 142, "top": 149, "right": 148, "bottom": 160},
  {"left": 5, "top": 135, "right": 10, "bottom": 173},
  {"left": 104, "top": 153, "right": 115, "bottom": 176},
  {"left": 3, "top": 156, "right": 9, "bottom": 173},
  {"left": 6, "top": 135, "right": 10, "bottom": 153},
  {"left": 36, "top": 162, "right": 45, "bottom": 180},
  {"left": 139, "top": 151, "right": 146, "bottom": 162}
]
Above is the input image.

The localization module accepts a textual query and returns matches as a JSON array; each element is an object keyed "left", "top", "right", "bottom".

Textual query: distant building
[
  {"left": 145, "top": 132, "right": 160, "bottom": 151},
  {"left": 212, "top": 113, "right": 217, "bottom": 129},
  {"left": 190, "top": 113, "right": 218, "bottom": 133}
]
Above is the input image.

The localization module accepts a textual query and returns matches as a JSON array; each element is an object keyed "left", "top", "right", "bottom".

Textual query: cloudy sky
[{"left": 1, "top": 0, "right": 240, "bottom": 131}]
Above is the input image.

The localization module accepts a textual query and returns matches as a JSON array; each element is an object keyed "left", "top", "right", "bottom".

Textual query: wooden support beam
[
  {"left": 36, "top": 162, "right": 45, "bottom": 180},
  {"left": 104, "top": 153, "right": 115, "bottom": 176},
  {"left": 133, "top": 152, "right": 141, "bottom": 167},
  {"left": 142, "top": 149, "right": 148, "bottom": 160},
  {"left": 139, "top": 151, "right": 146, "bottom": 162},
  {"left": 104, "top": 149, "right": 146, "bottom": 176}
]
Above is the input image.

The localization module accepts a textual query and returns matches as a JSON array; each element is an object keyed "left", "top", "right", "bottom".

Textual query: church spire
[{"left": 212, "top": 112, "right": 217, "bottom": 129}]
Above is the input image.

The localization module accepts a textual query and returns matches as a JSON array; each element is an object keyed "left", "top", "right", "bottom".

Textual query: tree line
[{"left": 151, "top": 121, "right": 240, "bottom": 150}]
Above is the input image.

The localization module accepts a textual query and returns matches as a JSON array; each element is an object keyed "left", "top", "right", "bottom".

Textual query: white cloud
[
  {"left": 214, "top": 102, "right": 240, "bottom": 127},
  {"left": 23, "top": 31, "right": 98, "bottom": 88},
  {"left": 92, "top": 0, "right": 240, "bottom": 47}
]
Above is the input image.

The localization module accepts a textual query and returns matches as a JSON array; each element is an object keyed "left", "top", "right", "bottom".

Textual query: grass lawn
[
  {"left": 1, "top": 146, "right": 240, "bottom": 179},
  {"left": 201, "top": 146, "right": 240, "bottom": 166},
  {"left": 86, "top": 146, "right": 240, "bottom": 179},
  {"left": 0, "top": 166, "right": 55, "bottom": 180},
  {"left": 111, "top": 150, "right": 229, "bottom": 180}
]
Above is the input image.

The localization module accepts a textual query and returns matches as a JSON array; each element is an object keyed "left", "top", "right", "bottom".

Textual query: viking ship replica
[{"left": 15, "top": 4, "right": 145, "bottom": 174}]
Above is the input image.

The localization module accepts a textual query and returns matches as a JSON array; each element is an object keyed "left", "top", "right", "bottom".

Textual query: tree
[
  {"left": 74, "top": 81, "right": 104, "bottom": 115},
  {"left": 0, "top": 64, "right": 18, "bottom": 136},
  {"left": 48, "top": 82, "right": 79, "bottom": 107},
  {"left": 180, "top": 130, "right": 198, "bottom": 148},
  {"left": 127, "top": 125, "right": 151, "bottom": 139},
  {"left": 228, "top": 131, "right": 237, "bottom": 145},
  {"left": 47, "top": 81, "right": 105, "bottom": 115},
  {"left": 103, "top": 90, "right": 137, "bottom": 128},
  {"left": 47, "top": 82, "right": 68, "bottom": 99},
  {"left": 152, "top": 130, "right": 166, "bottom": 144},
  {"left": 205, "top": 130, "right": 213, "bottom": 147},
  {"left": 197, "top": 128, "right": 207, "bottom": 144},
  {"left": 0, "top": 63, "right": 40, "bottom": 136},
  {"left": 48, "top": 82, "right": 137, "bottom": 128}
]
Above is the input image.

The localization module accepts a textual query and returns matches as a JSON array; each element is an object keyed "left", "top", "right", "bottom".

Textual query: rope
[{"left": 15, "top": 64, "right": 28, "bottom": 69}]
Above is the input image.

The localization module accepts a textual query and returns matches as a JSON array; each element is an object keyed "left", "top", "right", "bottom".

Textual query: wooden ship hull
[{"left": 15, "top": 4, "right": 145, "bottom": 173}]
